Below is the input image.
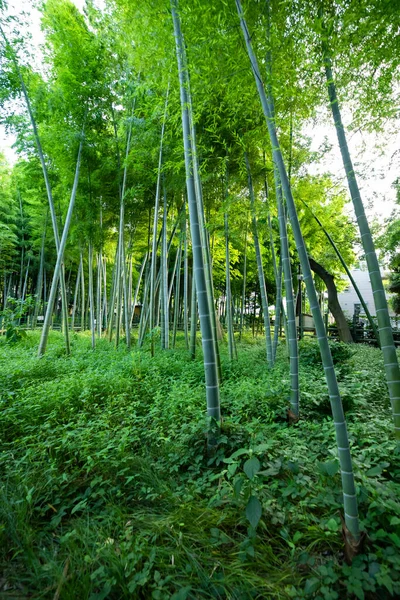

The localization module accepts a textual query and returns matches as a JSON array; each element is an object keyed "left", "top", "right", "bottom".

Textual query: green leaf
[
  {"left": 71, "top": 499, "right": 87, "bottom": 514},
  {"left": 252, "top": 443, "right": 271, "bottom": 453},
  {"left": 304, "top": 577, "right": 320, "bottom": 595},
  {"left": 390, "top": 516, "right": 400, "bottom": 525},
  {"left": 171, "top": 587, "right": 192, "bottom": 600},
  {"left": 380, "top": 575, "right": 394, "bottom": 595},
  {"left": 366, "top": 465, "right": 383, "bottom": 477},
  {"left": 326, "top": 518, "right": 339, "bottom": 532},
  {"left": 245, "top": 495, "right": 262, "bottom": 528},
  {"left": 388, "top": 533, "right": 400, "bottom": 547},
  {"left": 318, "top": 460, "right": 339, "bottom": 476},
  {"left": 233, "top": 477, "right": 244, "bottom": 499},
  {"left": 228, "top": 462, "right": 238, "bottom": 477},
  {"left": 243, "top": 456, "right": 260, "bottom": 480},
  {"left": 230, "top": 448, "right": 249, "bottom": 460},
  {"left": 293, "top": 531, "right": 303, "bottom": 543}
]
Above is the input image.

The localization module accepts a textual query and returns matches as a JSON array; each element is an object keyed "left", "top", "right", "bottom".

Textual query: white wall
[{"left": 337, "top": 266, "right": 395, "bottom": 317}]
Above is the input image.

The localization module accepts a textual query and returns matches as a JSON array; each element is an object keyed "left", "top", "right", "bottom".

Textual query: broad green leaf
[
  {"left": 233, "top": 477, "right": 244, "bottom": 499},
  {"left": 318, "top": 460, "right": 339, "bottom": 476},
  {"left": 243, "top": 456, "right": 260, "bottom": 480},
  {"left": 366, "top": 465, "right": 383, "bottom": 477},
  {"left": 326, "top": 518, "right": 339, "bottom": 532},
  {"left": 245, "top": 495, "right": 262, "bottom": 528},
  {"left": 304, "top": 577, "right": 320, "bottom": 595}
]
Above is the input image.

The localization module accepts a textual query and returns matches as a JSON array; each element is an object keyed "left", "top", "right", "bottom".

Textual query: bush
[{"left": 299, "top": 337, "right": 354, "bottom": 367}]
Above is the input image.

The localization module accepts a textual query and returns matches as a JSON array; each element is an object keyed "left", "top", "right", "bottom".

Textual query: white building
[{"left": 337, "top": 264, "right": 395, "bottom": 318}]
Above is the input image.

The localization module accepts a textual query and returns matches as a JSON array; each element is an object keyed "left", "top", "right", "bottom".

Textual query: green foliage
[
  {"left": 0, "top": 295, "right": 33, "bottom": 342},
  {"left": 299, "top": 337, "right": 354, "bottom": 367},
  {"left": 0, "top": 332, "right": 399, "bottom": 598}
]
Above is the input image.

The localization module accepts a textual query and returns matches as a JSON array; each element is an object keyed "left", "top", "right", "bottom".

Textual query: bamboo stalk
[
  {"left": 245, "top": 152, "right": 273, "bottom": 367},
  {"left": 236, "top": 0, "right": 359, "bottom": 540},
  {"left": 171, "top": 0, "right": 221, "bottom": 431}
]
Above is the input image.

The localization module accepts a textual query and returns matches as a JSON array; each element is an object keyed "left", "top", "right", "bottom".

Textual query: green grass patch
[{"left": 0, "top": 332, "right": 399, "bottom": 599}]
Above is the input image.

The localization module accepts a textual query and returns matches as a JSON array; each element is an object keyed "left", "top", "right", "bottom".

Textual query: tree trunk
[{"left": 309, "top": 257, "right": 354, "bottom": 343}]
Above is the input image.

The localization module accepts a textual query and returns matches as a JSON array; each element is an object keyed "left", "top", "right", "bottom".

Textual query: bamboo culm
[
  {"left": 130, "top": 254, "right": 148, "bottom": 328},
  {"left": 33, "top": 214, "right": 47, "bottom": 329},
  {"left": 38, "top": 131, "right": 84, "bottom": 357},
  {"left": 161, "top": 186, "right": 169, "bottom": 349},
  {"left": 88, "top": 243, "right": 95, "bottom": 350},
  {"left": 190, "top": 272, "right": 197, "bottom": 359},
  {"left": 224, "top": 211, "right": 236, "bottom": 361},
  {"left": 71, "top": 260, "right": 81, "bottom": 331},
  {"left": 267, "top": 210, "right": 282, "bottom": 361},
  {"left": 172, "top": 240, "right": 182, "bottom": 349},
  {"left": 186, "top": 54, "right": 222, "bottom": 385},
  {"left": 273, "top": 164, "right": 299, "bottom": 416},
  {"left": 171, "top": 0, "right": 221, "bottom": 427},
  {"left": 235, "top": 0, "right": 360, "bottom": 540},
  {"left": 322, "top": 38, "right": 400, "bottom": 437},
  {"left": 0, "top": 26, "right": 71, "bottom": 354},
  {"left": 149, "top": 87, "right": 170, "bottom": 356},
  {"left": 239, "top": 216, "right": 248, "bottom": 342},
  {"left": 245, "top": 152, "right": 273, "bottom": 367},
  {"left": 183, "top": 213, "right": 189, "bottom": 349}
]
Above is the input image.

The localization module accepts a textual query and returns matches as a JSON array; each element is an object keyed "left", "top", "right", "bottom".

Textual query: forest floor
[{"left": 0, "top": 331, "right": 399, "bottom": 599}]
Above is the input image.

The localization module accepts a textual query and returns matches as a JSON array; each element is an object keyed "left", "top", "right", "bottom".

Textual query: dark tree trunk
[{"left": 309, "top": 257, "right": 354, "bottom": 343}]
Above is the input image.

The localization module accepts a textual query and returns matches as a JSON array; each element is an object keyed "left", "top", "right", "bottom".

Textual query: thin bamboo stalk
[
  {"left": 161, "top": 185, "right": 169, "bottom": 349},
  {"left": 38, "top": 130, "right": 84, "bottom": 356},
  {"left": 245, "top": 152, "right": 273, "bottom": 367},
  {"left": 224, "top": 210, "right": 236, "bottom": 361}
]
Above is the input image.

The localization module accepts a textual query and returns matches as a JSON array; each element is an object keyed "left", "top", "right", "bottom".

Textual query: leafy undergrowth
[{"left": 0, "top": 331, "right": 399, "bottom": 599}]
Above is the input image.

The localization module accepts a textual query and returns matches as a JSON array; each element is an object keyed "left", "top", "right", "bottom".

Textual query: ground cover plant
[{"left": 1, "top": 331, "right": 399, "bottom": 599}]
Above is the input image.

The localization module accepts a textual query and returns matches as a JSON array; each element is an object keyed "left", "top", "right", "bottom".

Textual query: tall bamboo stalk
[
  {"left": 38, "top": 130, "right": 84, "bottom": 357},
  {"left": 321, "top": 34, "right": 400, "bottom": 436},
  {"left": 171, "top": 0, "right": 220, "bottom": 428},
  {"left": 239, "top": 215, "right": 249, "bottom": 341},
  {"left": 161, "top": 186, "right": 169, "bottom": 349},
  {"left": 138, "top": 261, "right": 150, "bottom": 348},
  {"left": 224, "top": 210, "right": 236, "bottom": 361},
  {"left": 245, "top": 152, "right": 273, "bottom": 367},
  {"left": 0, "top": 26, "right": 70, "bottom": 354},
  {"left": 130, "top": 254, "right": 148, "bottom": 328},
  {"left": 149, "top": 87, "right": 170, "bottom": 356},
  {"left": 190, "top": 271, "right": 197, "bottom": 359},
  {"left": 185, "top": 44, "right": 222, "bottom": 384},
  {"left": 236, "top": 0, "right": 360, "bottom": 541},
  {"left": 88, "top": 242, "right": 95, "bottom": 350},
  {"left": 172, "top": 240, "right": 182, "bottom": 349},
  {"left": 183, "top": 211, "right": 189, "bottom": 349},
  {"left": 33, "top": 214, "right": 47, "bottom": 329},
  {"left": 71, "top": 260, "right": 81, "bottom": 331},
  {"left": 267, "top": 210, "right": 282, "bottom": 361},
  {"left": 80, "top": 252, "right": 85, "bottom": 331},
  {"left": 273, "top": 164, "right": 299, "bottom": 416}
]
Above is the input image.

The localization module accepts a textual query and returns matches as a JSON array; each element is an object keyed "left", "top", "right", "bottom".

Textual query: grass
[{"left": 0, "top": 330, "right": 399, "bottom": 599}]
